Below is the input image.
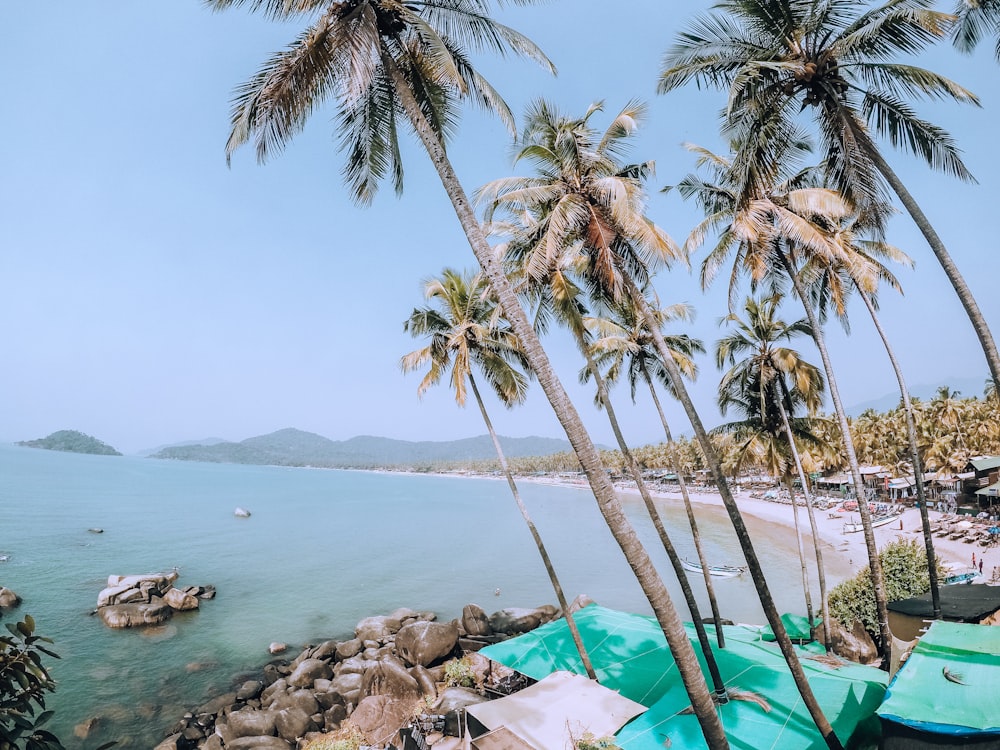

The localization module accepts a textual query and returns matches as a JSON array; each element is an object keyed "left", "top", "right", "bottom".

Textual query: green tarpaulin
[
  {"left": 479, "top": 604, "right": 888, "bottom": 750},
  {"left": 877, "top": 620, "right": 1000, "bottom": 736}
]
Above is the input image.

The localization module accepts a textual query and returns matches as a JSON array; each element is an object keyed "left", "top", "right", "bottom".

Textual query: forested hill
[
  {"left": 18, "top": 430, "right": 122, "bottom": 456},
  {"left": 150, "top": 428, "right": 573, "bottom": 469}
]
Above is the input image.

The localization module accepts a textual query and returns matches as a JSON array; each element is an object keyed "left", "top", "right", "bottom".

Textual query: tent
[
  {"left": 465, "top": 670, "right": 646, "bottom": 749},
  {"left": 887, "top": 584, "right": 1000, "bottom": 640},
  {"left": 479, "top": 605, "right": 888, "bottom": 749},
  {"left": 877, "top": 620, "right": 1000, "bottom": 748}
]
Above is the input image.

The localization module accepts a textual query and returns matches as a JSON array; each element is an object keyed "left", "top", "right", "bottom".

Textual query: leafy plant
[
  {"left": 1, "top": 615, "right": 64, "bottom": 750},
  {"left": 829, "top": 537, "right": 945, "bottom": 637},
  {"left": 301, "top": 724, "right": 366, "bottom": 750},
  {"left": 442, "top": 655, "right": 478, "bottom": 689},
  {"left": 575, "top": 732, "right": 622, "bottom": 750}
]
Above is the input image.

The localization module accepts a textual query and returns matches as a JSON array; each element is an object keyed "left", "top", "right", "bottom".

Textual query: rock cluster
[
  {"left": 153, "top": 602, "right": 563, "bottom": 750},
  {"left": 95, "top": 573, "right": 216, "bottom": 629}
]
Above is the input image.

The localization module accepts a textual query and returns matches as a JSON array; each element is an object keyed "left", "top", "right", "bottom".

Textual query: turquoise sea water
[{"left": 0, "top": 444, "right": 849, "bottom": 747}]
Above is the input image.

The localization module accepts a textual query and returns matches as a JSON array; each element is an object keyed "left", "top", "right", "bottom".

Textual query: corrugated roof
[{"left": 968, "top": 456, "right": 1000, "bottom": 472}]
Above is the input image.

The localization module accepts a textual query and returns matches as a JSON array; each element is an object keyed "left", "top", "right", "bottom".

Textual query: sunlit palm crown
[
  {"left": 401, "top": 268, "right": 529, "bottom": 407},
  {"left": 477, "top": 100, "right": 682, "bottom": 304},
  {"left": 209, "top": 0, "right": 552, "bottom": 203},
  {"left": 952, "top": 0, "right": 1000, "bottom": 58},
  {"left": 660, "top": 0, "right": 978, "bottom": 221}
]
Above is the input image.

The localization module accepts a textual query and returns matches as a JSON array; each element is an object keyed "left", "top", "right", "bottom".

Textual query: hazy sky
[{"left": 3, "top": 2, "right": 997, "bottom": 455}]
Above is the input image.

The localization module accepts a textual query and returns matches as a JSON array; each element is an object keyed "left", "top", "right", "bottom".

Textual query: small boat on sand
[
  {"left": 842, "top": 513, "right": 901, "bottom": 534},
  {"left": 682, "top": 558, "right": 747, "bottom": 578}
]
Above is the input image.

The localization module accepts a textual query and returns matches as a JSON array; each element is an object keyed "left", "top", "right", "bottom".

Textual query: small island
[{"left": 18, "top": 429, "right": 121, "bottom": 456}]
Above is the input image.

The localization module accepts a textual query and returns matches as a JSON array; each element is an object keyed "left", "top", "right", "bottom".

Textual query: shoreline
[{"left": 458, "top": 470, "right": 991, "bottom": 579}]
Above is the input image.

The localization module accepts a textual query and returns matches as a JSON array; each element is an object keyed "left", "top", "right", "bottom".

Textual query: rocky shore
[{"left": 153, "top": 601, "right": 568, "bottom": 750}]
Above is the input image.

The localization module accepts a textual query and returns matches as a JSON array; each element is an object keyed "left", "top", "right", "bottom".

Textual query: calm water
[{"left": 0, "top": 444, "right": 849, "bottom": 747}]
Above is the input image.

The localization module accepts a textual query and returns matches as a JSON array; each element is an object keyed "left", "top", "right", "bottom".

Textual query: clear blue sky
[{"left": 2, "top": 2, "right": 997, "bottom": 454}]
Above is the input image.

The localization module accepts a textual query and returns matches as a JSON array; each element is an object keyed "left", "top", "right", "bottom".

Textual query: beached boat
[
  {"left": 841, "top": 513, "right": 901, "bottom": 534},
  {"left": 943, "top": 570, "right": 982, "bottom": 585},
  {"left": 681, "top": 558, "right": 746, "bottom": 578}
]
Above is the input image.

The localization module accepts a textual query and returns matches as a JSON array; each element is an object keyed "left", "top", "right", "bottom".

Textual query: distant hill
[
  {"left": 19, "top": 430, "right": 121, "bottom": 456},
  {"left": 135, "top": 437, "right": 229, "bottom": 457},
  {"left": 150, "top": 428, "right": 575, "bottom": 468},
  {"left": 846, "top": 375, "right": 990, "bottom": 416}
]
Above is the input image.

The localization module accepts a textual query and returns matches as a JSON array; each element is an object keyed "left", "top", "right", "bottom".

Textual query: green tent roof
[
  {"left": 479, "top": 605, "right": 888, "bottom": 749},
  {"left": 877, "top": 620, "right": 1000, "bottom": 736}
]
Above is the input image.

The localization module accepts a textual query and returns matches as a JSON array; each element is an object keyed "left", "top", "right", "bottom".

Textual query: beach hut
[
  {"left": 478, "top": 604, "right": 888, "bottom": 749},
  {"left": 887, "top": 584, "right": 1000, "bottom": 641},
  {"left": 877, "top": 621, "right": 1000, "bottom": 748}
]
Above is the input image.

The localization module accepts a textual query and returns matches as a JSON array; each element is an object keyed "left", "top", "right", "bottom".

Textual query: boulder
[
  {"left": 310, "top": 639, "right": 339, "bottom": 661},
  {"left": 433, "top": 686, "right": 488, "bottom": 713},
  {"left": 395, "top": 620, "right": 459, "bottom": 667},
  {"left": 489, "top": 607, "right": 546, "bottom": 634},
  {"left": 410, "top": 665, "right": 438, "bottom": 700},
  {"left": 152, "top": 733, "right": 184, "bottom": 750},
  {"left": 350, "top": 695, "right": 416, "bottom": 747},
  {"left": 355, "top": 615, "right": 395, "bottom": 643},
  {"left": 0, "top": 587, "right": 21, "bottom": 611},
  {"left": 271, "top": 689, "right": 319, "bottom": 717},
  {"left": 197, "top": 692, "right": 238, "bottom": 716},
  {"left": 461, "top": 604, "right": 491, "bottom": 636},
  {"left": 361, "top": 657, "right": 421, "bottom": 702},
  {"left": 98, "top": 599, "right": 173, "bottom": 628},
  {"left": 236, "top": 681, "right": 264, "bottom": 702},
  {"left": 286, "top": 658, "right": 332, "bottom": 688},
  {"left": 335, "top": 638, "right": 362, "bottom": 660},
  {"left": 163, "top": 587, "right": 200, "bottom": 611},
  {"left": 226, "top": 738, "right": 291, "bottom": 750},
  {"left": 225, "top": 708, "right": 276, "bottom": 739},
  {"left": 567, "top": 594, "right": 596, "bottom": 614},
  {"left": 268, "top": 643, "right": 287, "bottom": 655},
  {"left": 828, "top": 618, "right": 879, "bottom": 665},
  {"left": 273, "top": 706, "right": 317, "bottom": 742}
]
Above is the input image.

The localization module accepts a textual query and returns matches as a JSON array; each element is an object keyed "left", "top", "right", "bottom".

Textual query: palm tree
[
  {"left": 211, "top": 2, "right": 728, "bottom": 739},
  {"left": 401, "top": 267, "right": 596, "bottom": 679},
  {"left": 952, "top": 0, "right": 1000, "bottom": 58},
  {"left": 671, "top": 135, "right": 893, "bottom": 666},
  {"left": 659, "top": 0, "right": 1000, "bottom": 392},
  {"left": 585, "top": 297, "right": 731, "bottom": 649},
  {"left": 714, "top": 296, "right": 831, "bottom": 646},
  {"left": 481, "top": 100, "right": 843, "bottom": 745}
]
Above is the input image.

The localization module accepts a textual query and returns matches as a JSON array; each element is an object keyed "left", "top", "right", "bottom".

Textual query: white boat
[
  {"left": 682, "top": 558, "right": 746, "bottom": 578},
  {"left": 842, "top": 513, "right": 901, "bottom": 534}
]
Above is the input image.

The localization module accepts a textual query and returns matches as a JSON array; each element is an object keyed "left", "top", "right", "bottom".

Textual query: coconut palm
[
  {"left": 401, "top": 267, "right": 596, "bottom": 679},
  {"left": 585, "top": 297, "right": 731, "bottom": 649},
  {"left": 212, "top": 2, "right": 728, "bottom": 739},
  {"left": 671, "top": 134, "right": 893, "bottom": 666},
  {"left": 481, "top": 100, "right": 843, "bottom": 744},
  {"left": 659, "top": 0, "right": 1000, "bottom": 393},
  {"left": 715, "top": 296, "right": 831, "bottom": 645},
  {"left": 952, "top": 0, "right": 1000, "bottom": 58}
]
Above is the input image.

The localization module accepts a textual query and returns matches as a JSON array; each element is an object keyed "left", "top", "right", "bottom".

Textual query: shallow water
[{"left": 0, "top": 444, "right": 848, "bottom": 747}]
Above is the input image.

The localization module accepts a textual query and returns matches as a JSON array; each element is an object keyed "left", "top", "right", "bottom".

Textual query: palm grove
[{"left": 205, "top": 1, "right": 1000, "bottom": 749}]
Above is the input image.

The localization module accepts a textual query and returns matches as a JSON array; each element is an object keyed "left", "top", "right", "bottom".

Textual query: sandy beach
[{"left": 518, "top": 473, "right": 995, "bottom": 582}]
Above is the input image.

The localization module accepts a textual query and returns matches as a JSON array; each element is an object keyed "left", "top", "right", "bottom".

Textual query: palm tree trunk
[
  {"left": 784, "top": 475, "right": 815, "bottom": 628},
  {"left": 777, "top": 250, "right": 892, "bottom": 666},
  {"left": 619, "top": 272, "right": 843, "bottom": 749},
  {"left": 776, "top": 380, "right": 831, "bottom": 648},
  {"left": 859, "top": 133, "right": 1000, "bottom": 390},
  {"left": 640, "top": 358, "right": 727, "bottom": 649},
  {"left": 577, "top": 331, "right": 728, "bottom": 700},
  {"left": 380, "top": 50, "right": 730, "bottom": 747},
  {"left": 856, "top": 290, "right": 941, "bottom": 618},
  {"left": 468, "top": 373, "right": 598, "bottom": 679}
]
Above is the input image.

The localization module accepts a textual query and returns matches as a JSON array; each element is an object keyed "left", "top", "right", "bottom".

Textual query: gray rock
[
  {"left": 226, "top": 738, "right": 291, "bottom": 750},
  {"left": 273, "top": 706, "right": 317, "bottom": 742},
  {"left": 335, "top": 638, "right": 362, "bottom": 660},
  {"left": 236, "top": 681, "right": 264, "bottom": 702},
  {"left": 203, "top": 735, "right": 224, "bottom": 750},
  {"left": 225, "top": 708, "right": 276, "bottom": 738},
  {"left": 0, "top": 587, "right": 21, "bottom": 611},
  {"left": 310, "top": 639, "right": 339, "bottom": 661},
  {"left": 197, "top": 692, "right": 238, "bottom": 716},
  {"left": 330, "top": 672, "right": 363, "bottom": 704},
  {"left": 152, "top": 733, "right": 183, "bottom": 750},
  {"left": 411, "top": 665, "right": 438, "bottom": 700},
  {"left": 829, "top": 618, "right": 879, "bottom": 665},
  {"left": 271, "top": 689, "right": 319, "bottom": 717},
  {"left": 268, "top": 642, "right": 287, "bottom": 655},
  {"left": 351, "top": 696, "right": 414, "bottom": 747},
  {"left": 355, "top": 615, "right": 393, "bottom": 642},
  {"left": 461, "top": 604, "right": 491, "bottom": 636},
  {"left": 286, "top": 658, "right": 332, "bottom": 688},
  {"left": 489, "top": 607, "right": 546, "bottom": 635},
  {"left": 434, "top": 686, "right": 488, "bottom": 713},
  {"left": 163, "top": 587, "right": 200, "bottom": 611},
  {"left": 336, "top": 656, "right": 376, "bottom": 675},
  {"left": 361, "top": 657, "right": 421, "bottom": 702},
  {"left": 567, "top": 593, "right": 596, "bottom": 614},
  {"left": 98, "top": 599, "right": 173, "bottom": 628},
  {"left": 395, "top": 620, "right": 459, "bottom": 667},
  {"left": 323, "top": 704, "right": 347, "bottom": 728},
  {"left": 260, "top": 678, "right": 288, "bottom": 707}
]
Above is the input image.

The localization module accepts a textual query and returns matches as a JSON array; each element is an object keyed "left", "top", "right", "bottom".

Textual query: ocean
[{"left": 0, "top": 443, "right": 848, "bottom": 748}]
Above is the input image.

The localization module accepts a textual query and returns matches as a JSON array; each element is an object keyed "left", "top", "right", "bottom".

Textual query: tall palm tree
[
  {"left": 714, "top": 296, "right": 831, "bottom": 645},
  {"left": 659, "top": 0, "right": 1000, "bottom": 392},
  {"left": 401, "top": 267, "right": 596, "bottom": 679},
  {"left": 210, "top": 2, "right": 728, "bottom": 740},
  {"left": 671, "top": 135, "right": 893, "bottom": 666},
  {"left": 481, "top": 100, "right": 843, "bottom": 745},
  {"left": 952, "top": 0, "right": 1000, "bottom": 58},
  {"left": 585, "top": 297, "right": 730, "bottom": 649}
]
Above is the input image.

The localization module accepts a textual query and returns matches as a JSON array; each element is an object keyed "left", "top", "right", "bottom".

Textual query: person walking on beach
[
  {"left": 973, "top": 551, "right": 977, "bottom": 568},
  {"left": 980, "top": 559, "right": 984, "bottom": 574}
]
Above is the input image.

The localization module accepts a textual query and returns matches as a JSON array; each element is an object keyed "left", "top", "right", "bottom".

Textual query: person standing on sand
[{"left": 980, "top": 559, "right": 984, "bottom": 574}]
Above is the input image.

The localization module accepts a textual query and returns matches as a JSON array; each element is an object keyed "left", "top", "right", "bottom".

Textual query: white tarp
[{"left": 467, "top": 671, "right": 647, "bottom": 749}]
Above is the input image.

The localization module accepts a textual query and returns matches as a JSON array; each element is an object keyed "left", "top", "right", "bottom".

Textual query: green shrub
[
  {"left": 442, "top": 655, "right": 478, "bottom": 689},
  {"left": 575, "top": 732, "right": 622, "bottom": 750},
  {"left": 829, "top": 536, "right": 945, "bottom": 637}
]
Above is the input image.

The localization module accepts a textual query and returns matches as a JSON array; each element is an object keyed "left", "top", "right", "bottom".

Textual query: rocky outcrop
[
  {"left": 156, "top": 603, "right": 559, "bottom": 748},
  {"left": 96, "top": 573, "right": 215, "bottom": 629},
  {"left": 0, "top": 587, "right": 21, "bottom": 612},
  {"left": 828, "top": 617, "right": 880, "bottom": 665}
]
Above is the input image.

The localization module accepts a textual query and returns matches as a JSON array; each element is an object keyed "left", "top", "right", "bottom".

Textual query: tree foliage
[{"left": 0, "top": 616, "right": 63, "bottom": 750}]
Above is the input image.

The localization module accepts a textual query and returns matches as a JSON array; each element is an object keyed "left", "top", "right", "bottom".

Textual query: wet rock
[
  {"left": 268, "top": 642, "right": 287, "bottom": 655},
  {"left": 0, "top": 587, "right": 21, "bottom": 611},
  {"left": 287, "top": 658, "right": 331, "bottom": 688},
  {"left": 197, "top": 692, "right": 237, "bottom": 716},
  {"left": 273, "top": 706, "right": 317, "bottom": 742},
  {"left": 489, "top": 607, "right": 546, "bottom": 634},
  {"left": 225, "top": 707, "right": 276, "bottom": 738},
  {"left": 236, "top": 681, "right": 264, "bottom": 702},
  {"left": 461, "top": 604, "right": 491, "bottom": 636},
  {"left": 355, "top": 615, "right": 394, "bottom": 643},
  {"left": 361, "top": 657, "right": 421, "bottom": 702},
  {"left": 335, "top": 638, "right": 362, "bottom": 660},
  {"left": 395, "top": 620, "right": 459, "bottom": 667},
  {"left": 98, "top": 599, "right": 173, "bottom": 628},
  {"left": 164, "top": 587, "right": 200, "bottom": 611},
  {"left": 227, "top": 738, "right": 291, "bottom": 750}
]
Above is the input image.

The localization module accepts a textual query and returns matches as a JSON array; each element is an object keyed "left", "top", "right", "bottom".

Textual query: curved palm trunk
[
  {"left": 577, "top": 333, "right": 728, "bottom": 700},
  {"left": 620, "top": 272, "right": 843, "bottom": 749},
  {"left": 468, "top": 373, "right": 597, "bottom": 679},
  {"left": 858, "top": 131, "right": 1000, "bottom": 390},
  {"left": 776, "top": 381, "right": 832, "bottom": 648},
  {"left": 778, "top": 251, "right": 892, "bottom": 666},
  {"left": 380, "top": 52, "right": 730, "bottom": 747},
  {"left": 640, "top": 358, "right": 727, "bottom": 649},
  {"left": 784, "top": 475, "right": 815, "bottom": 629},
  {"left": 857, "top": 290, "right": 941, "bottom": 618}
]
